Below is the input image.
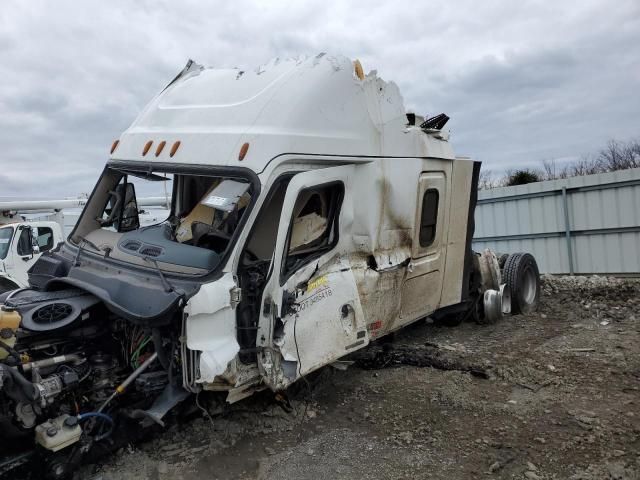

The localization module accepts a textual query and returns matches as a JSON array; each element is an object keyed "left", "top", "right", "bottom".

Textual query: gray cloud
[{"left": 0, "top": 0, "right": 638, "bottom": 199}]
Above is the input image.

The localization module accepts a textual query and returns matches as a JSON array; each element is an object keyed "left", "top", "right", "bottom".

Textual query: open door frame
[{"left": 256, "top": 164, "right": 368, "bottom": 390}]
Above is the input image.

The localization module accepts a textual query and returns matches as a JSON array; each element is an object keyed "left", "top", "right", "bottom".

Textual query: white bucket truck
[{"left": 0, "top": 219, "right": 65, "bottom": 292}]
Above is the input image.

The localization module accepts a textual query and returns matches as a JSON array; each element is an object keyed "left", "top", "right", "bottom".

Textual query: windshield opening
[
  {"left": 0, "top": 226, "right": 14, "bottom": 260},
  {"left": 71, "top": 164, "right": 255, "bottom": 275}
]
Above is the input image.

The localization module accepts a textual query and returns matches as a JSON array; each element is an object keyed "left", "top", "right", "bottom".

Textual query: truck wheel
[
  {"left": 503, "top": 253, "right": 540, "bottom": 315},
  {"left": 471, "top": 295, "right": 488, "bottom": 324}
]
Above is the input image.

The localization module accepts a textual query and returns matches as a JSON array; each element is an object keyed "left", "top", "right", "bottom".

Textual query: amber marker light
[
  {"left": 354, "top": 59, "right": 364, "bottom": 80},
  {"left": 239, "top": 142, "right": 249, "bottom": 161},
  {"left": 169, "top": 141, "right": 181, "bottom": 157},
  {"left": 142, "top": 140, "right": 153, "bottom": 156},
  {"left": 110, "top": 140, "right": 120, "bottom": 154},
  {"left": 155, "top": 140, "right": 166, "bottom": 157}
]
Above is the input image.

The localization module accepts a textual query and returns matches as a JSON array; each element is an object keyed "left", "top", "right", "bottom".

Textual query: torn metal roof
[{"left": 112, "top": 54, "right": 455, "bottom": 171}]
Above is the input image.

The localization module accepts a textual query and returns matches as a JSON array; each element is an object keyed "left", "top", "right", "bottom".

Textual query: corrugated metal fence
[{"left": 472, "top": 167, "right": 640, "bottom": 275}]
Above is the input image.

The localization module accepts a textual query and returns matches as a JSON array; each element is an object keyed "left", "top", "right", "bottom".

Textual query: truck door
[
  {"left": 257, "top": 165, "right": 367, "bottom": 386},
  {"left": 400, "top": 171, "right": 449, "bottom": 321},
  {"left": 11, "top": 226, "right": 38, "bottom": 286}
]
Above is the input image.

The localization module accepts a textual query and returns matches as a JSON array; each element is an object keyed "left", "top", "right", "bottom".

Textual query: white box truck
[{"left": 0, "top": 54, "right": 539, "bottom": 478}]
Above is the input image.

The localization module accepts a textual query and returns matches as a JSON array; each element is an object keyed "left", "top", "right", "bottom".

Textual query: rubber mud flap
[{"left": 503, "top": 252, "right": 540, "bottom": 315}]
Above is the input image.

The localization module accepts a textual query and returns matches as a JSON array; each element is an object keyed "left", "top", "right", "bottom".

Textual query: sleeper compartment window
[{"left": 419, "top": 189, "right": 439, "bottom": 247}]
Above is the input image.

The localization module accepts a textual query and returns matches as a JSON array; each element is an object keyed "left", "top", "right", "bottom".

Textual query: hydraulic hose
[
  {"left": 0, "top": 339, "right": 21, "bottom": 365},
  {"left": 78, "top": 412, "right": 114, "bottom": 441},
  {"left": 78, "top": 412, "right": 113, "bottom": 423},
  {"left": 0, "top": 364, "right": 38, "bottom": 402}
]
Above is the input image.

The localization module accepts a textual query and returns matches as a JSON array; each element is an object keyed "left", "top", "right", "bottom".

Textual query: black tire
[
  {"left": 503, "top": 253, "right": 540, "bottom": 315},
  {"left": 439, "top": 311, "right": 466, "bottom": 327},
  {"left": 497, "top": 253, "right": 509, "bottom": 269},
  {"left": 472, "top": 296, "right": 492, "bottom": 325}
]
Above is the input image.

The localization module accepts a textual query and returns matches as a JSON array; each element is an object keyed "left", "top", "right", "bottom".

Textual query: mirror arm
[{"left": 97, "top": 190, "right": 122, "bottom": 225}]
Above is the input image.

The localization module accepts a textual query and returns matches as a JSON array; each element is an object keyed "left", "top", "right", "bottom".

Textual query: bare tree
[
  {"left": 567, "top": 154, "right": 601, "bottom": 176},
  {"left": 478, "top": 168, "right": 497, "bottom": 190},
  {"left": 541, "top": 159, "right": 568, "bottom": 180},
  {"left": 538, "top": 138, "right": 640, "bottom": 181},
  {"left": 484, "top": 138, "right": 639, "bottom": 188},
  {"left": 598, "top": 139, "right": 640, "bottom": 171}
]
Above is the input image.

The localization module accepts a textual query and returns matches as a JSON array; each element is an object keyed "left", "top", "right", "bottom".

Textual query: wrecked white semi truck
[{"left": 0, "top": 55, "right": 540, "bottom": 478}]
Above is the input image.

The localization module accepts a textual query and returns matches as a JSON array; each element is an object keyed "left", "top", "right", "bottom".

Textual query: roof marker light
[
  {"left": 169, "top": 141, "right": 181, "bottom": 157},
  {"left": 142, "top": 140, "right": 153, "bottom": 156},
  {"left": 110, "top": 140, "right": 119, "bottom": 154},
  {"left": 354, "top": 59, "right": 364, "bottom": 80},
  {"left": 238, "top": 142, "right": 249, "bottom": 161},
  {"left": 155, "top": 141, "right": 166, "bottom": 157}
]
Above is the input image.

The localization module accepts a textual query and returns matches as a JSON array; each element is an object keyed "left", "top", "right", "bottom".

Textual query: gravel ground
[{"left": 80, "top": 275, "right": 640, "bottom": 480}]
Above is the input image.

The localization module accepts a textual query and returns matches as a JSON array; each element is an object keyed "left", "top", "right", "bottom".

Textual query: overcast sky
[{"left": 1, "top": 0, "right": 638, "bottom": 198}]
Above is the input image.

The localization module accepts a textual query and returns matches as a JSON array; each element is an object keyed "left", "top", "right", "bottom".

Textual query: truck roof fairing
[{"left": 111, "top": 54, "right": 456, "bottom": 171}]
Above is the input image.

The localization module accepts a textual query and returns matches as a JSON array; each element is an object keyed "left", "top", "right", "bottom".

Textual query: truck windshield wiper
[
  {"left": 143, "top": 257, "right": 175, "bottom": 293},
  {"left": 72, "top": 235, "right": 102, "bottom": 266}
]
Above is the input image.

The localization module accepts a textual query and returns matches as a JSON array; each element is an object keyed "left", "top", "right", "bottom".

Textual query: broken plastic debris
[{"left": 198, "top": 342, "right": 239, "bottom": 381}]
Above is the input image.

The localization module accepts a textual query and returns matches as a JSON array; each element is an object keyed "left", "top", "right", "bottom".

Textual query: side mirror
[
  {"left": 113, "top": 182, "right": 140, "bottom": 232},
  {"left": 17, "top": 225, "right": 35, "bottom": 258},
  {"left": 29, "top": 227, "right": 40, "bottom": 254}
]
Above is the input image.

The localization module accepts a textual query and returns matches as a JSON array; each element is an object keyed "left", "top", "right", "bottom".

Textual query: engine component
[
  {"left": 35, "top": 414, "right": 82, "bottom": 452},
  {"left": 34, "top": 375, "right": 63, "bottom": 406},
  {"left": 2, "top": 289, "right": 101, "bottom": 332},
  {"left": 0, "top": 364, "right": 38, "bottom": 402},
  {"left": 22, "top": 354, "right": 84, "bottom": 372},
  {"left": 0, "top": 309, "right": 20, "bottom": 361},
  {"left": 89, "top": 352, "right": 118, "bottom": 403},
  {"left": 1, "top": 364, "right": 80, "bottom": 410},
  {"left": 0, "top": 288, "right": 183, "bottom": 477},
  {"left": 15, "top": 402, "right": 37, "bottom": 429},
  {"left": 21, "top": 298, "right": 97, "bottom": 332}
]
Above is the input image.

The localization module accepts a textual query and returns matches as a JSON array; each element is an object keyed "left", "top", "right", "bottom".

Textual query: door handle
[{"left": 21, "top": 256, "right": 31, "bottom": 262}]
